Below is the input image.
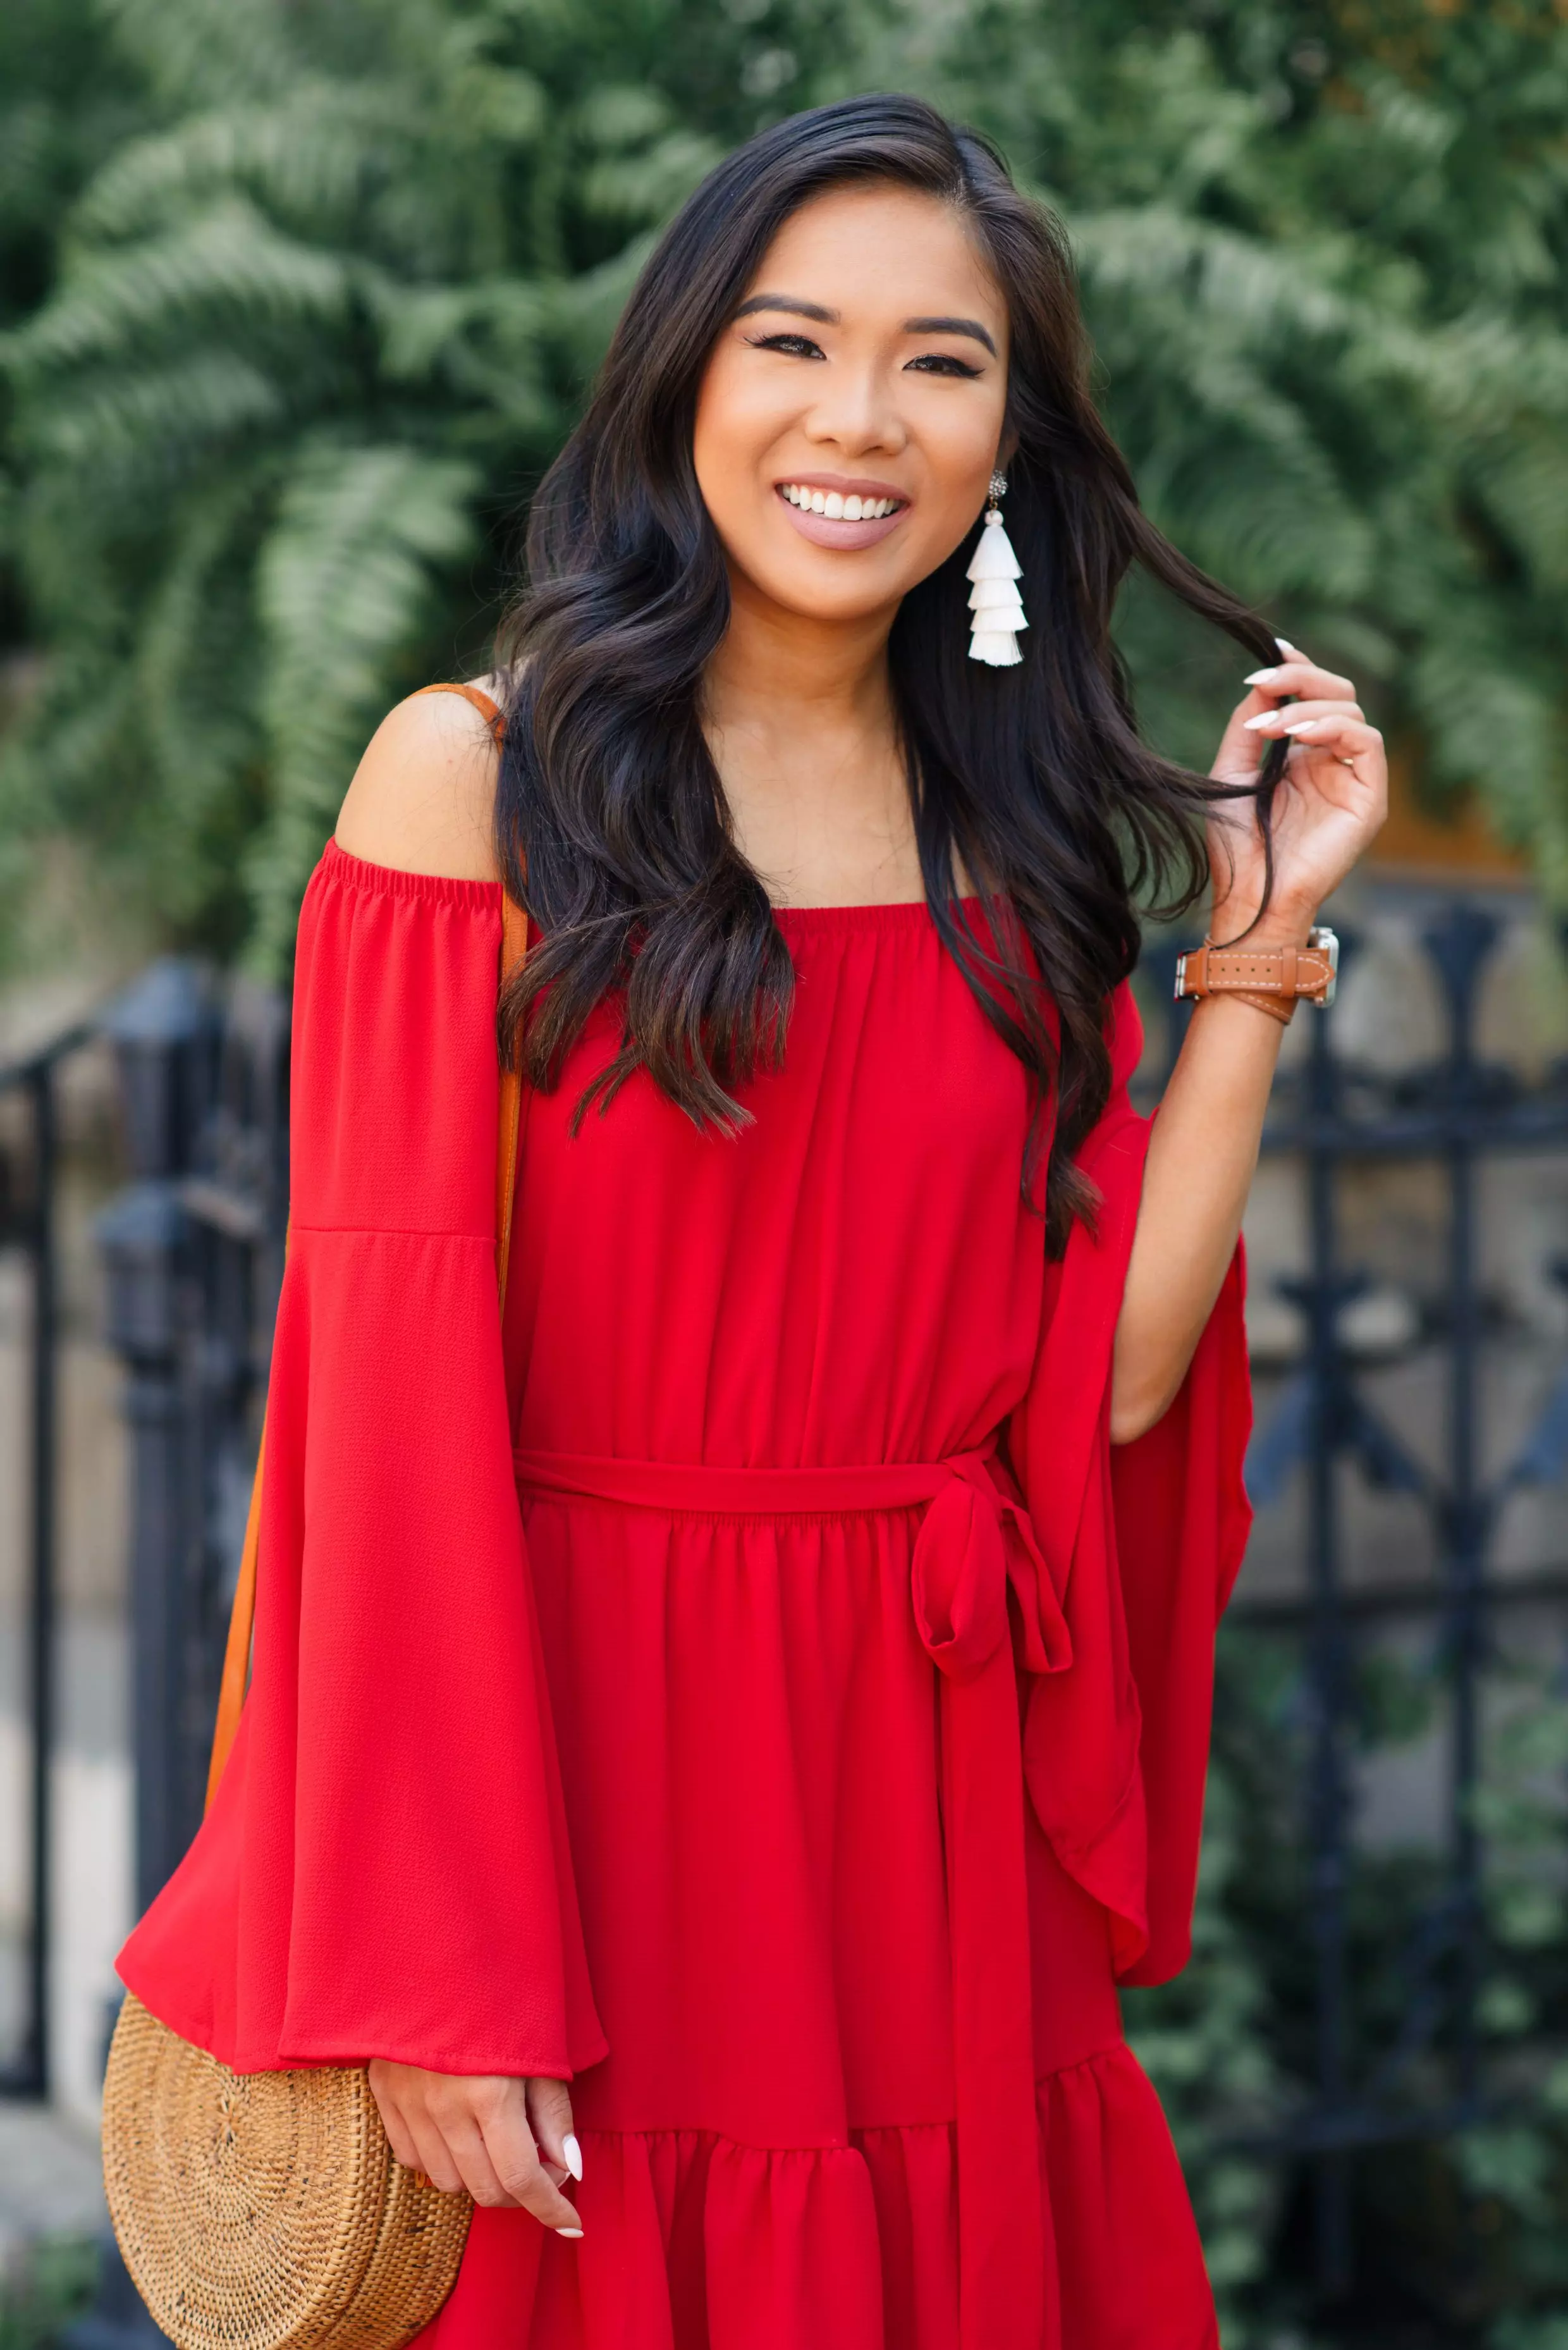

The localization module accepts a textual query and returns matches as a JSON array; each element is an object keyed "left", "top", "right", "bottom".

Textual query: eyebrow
[
  {"left": 733, "top": 294, "right": 997, "bottom": 357},
  {"left": 733, "top": 294, "right": 838, "bottom": 326},
  {"left": 903, "top": 314, "right": 998, "bottom": 357}
]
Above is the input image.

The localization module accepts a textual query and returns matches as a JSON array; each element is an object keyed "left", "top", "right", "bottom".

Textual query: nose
[{"left": 801, "top": 357, "right": 907, "bottom": 460}]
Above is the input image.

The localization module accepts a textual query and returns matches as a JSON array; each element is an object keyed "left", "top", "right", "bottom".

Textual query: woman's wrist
[{"left": 1206, "top": 886, "right": 1320, "bottom": 954}]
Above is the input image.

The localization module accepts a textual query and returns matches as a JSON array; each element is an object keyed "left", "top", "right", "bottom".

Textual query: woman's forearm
[
  {"left": 1108, "top": 990, "right": 1288, "bottom": 1445},
  {"left": 1108, "top": 639, "right": 1388, "bottom": 1445}
]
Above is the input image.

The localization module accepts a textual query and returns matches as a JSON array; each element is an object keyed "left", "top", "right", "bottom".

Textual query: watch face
[{"left": 1310, "top": 926, "right": 1340, "bottom": 1006}]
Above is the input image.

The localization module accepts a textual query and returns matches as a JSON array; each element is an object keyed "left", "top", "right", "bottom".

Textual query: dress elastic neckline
[
  {"left": 319, "top": 833, "right": 503, "bottom": 909},
  {"left": 321, "top": 836, "right": 982, "bottom": 932},
  {"left": 773, "top": 897, "right": 945, "bottom": 932}
]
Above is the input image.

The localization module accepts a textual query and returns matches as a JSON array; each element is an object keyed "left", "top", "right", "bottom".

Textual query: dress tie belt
[{"left": 512, "top": 1438, "right": 1070, "bottom": 2350}]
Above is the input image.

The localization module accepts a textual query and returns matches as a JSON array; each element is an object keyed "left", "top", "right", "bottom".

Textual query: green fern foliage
[
  {"left": 2, "top": 0, "right": 1567, "bottom": 970},
  {"left": 0, "top": 0, "right": 759, "bottom": 971},
  {"left": 249, "top": 441, "right": 481, "bottom": 969}
]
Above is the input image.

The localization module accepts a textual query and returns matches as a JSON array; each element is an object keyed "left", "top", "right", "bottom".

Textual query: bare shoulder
[{"left": 333, "top": 683, "right": 505, "bottom": 883}]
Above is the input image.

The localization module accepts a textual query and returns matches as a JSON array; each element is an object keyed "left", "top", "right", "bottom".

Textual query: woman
[{"left": 118, "top": 94, "right": 1384, "bottom": 2349}]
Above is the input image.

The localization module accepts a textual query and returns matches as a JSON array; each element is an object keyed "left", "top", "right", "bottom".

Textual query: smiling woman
[
  {"left": 693, "top": 195, "right": 1007, "bottom": 622},
  {"left": 684, "top": 179, "right": 1012, "bottom": 911},
  {"left": 116, "top": 90, "right": 1385, "bottom": 2350}
]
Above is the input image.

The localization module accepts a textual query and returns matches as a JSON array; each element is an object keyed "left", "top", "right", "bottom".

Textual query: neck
[
  {"left": 702, "top": 567, "right": 897, "bottom": 739},
  {"left": 699, "top": 569, "right": 922, "bottom": 907}
]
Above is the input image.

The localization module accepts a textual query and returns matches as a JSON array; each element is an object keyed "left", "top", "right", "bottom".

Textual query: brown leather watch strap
[{"left": 1175, "top": 932, "right": 1337, "bottom": 1017}]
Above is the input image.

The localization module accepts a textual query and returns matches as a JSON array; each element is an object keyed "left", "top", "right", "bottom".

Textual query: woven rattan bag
[{"left": 103, "top": 720, "right": 529, "bottom": 2350}]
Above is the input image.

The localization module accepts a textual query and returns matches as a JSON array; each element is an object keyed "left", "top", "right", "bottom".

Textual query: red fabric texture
[
  {"left": 116, "top": 854, "right": 604, "bottom": 2080},
  {"left": 116, "top": 841, "right": 1251, "bottom": 2348}
]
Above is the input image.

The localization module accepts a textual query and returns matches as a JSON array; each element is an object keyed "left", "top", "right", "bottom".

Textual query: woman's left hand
[
  {"left": 1206, "top": 645, "right": 1387, "bottom": 943},
  {"left": 1112, "top": 646, "right": 1386, "bottom": 1440}
]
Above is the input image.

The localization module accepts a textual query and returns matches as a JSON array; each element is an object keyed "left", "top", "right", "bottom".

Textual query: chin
[
  {"left": 752, "top": 555, "right": 913, "bottom": 623},
  {"left": 774, "top": 584, "right": 901, "bottom": 626}
]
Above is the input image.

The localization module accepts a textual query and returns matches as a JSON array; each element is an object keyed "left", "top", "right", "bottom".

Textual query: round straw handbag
[
  {"left": 102, "top": 1995, "right": 476, "bottom": 2349},
  {"left": 102, "top": 692, "right": 527, "bottom": 2349}
]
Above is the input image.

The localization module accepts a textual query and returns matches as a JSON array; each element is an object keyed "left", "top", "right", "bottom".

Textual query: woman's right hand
[{"left": 368, "top": 2062, "right": 585, "bottom": 2236}]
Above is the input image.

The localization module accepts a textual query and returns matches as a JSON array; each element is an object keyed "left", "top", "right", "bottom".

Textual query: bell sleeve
[
  {"left": 1007, "top": 980, "right": 1254, "bottom": 1986},
  {"left": 114, "top": 840, "right": 608, "bottom": 2081}
]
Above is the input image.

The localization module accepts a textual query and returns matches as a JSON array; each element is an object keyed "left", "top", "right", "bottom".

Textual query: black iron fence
[
  {"left": 0, "top": 961, "right": 287, "bottom": 2115},
  {"left": 0, "top": 1003, "right": 93, "bottom": 2098},
  {"left": 1147, "top": 898, "right": 1568, "bottom": 2310},
  {"left": 3, "top": 895, "right": 1567, "bottom": 2332}
]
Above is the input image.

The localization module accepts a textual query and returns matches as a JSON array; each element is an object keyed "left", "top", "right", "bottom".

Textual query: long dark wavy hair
[{"left": 493, "top": 92, "right": 1284, "bottom": 1254}]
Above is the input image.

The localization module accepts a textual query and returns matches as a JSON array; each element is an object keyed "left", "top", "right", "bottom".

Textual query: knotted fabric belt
[{"left": 512, "top": 1437, "right": 1070, "bottom": 2350}]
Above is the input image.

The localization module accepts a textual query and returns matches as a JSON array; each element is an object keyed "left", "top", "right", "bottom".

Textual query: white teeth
[{"left": 781, "top": 486, "right": 899, "bottom": 519}]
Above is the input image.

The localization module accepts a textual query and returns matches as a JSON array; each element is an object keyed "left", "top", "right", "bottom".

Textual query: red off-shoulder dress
[{"left": 117, "top": 832, "right": 1252, "bottom": 2350}]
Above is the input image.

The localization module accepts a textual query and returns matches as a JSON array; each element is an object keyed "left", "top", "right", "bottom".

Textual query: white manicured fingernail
[
  {"left": 558, "top": 2224, "right": 585, "bottom": 2238},
  {"left": 563, "top": 2134, "right": 584, "bottom": 2182},
  {"left": 1243, "top": 667, "right": 1281, "bottom": 685},
  {"left": 1242, "top": 712, "right": 1279, "bottom": 730},
  {"left": 1283, "top": 718, "right": 1322, "bottom": 734},
  {"left": 1275, "top": 637, "right": 1299, "bottom": 655}
]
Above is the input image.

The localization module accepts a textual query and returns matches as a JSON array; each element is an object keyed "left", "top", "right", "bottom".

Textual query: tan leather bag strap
[
  {"left": 205, "top": 684, "right": 526, "bottom": 1811},
  {"left": 411, "top": 679, "right": 508, "bottom": 744}
]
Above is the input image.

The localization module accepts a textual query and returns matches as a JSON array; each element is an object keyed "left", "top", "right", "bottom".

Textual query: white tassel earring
[{"left": 967, "top": 471, "right": 1027, "bottom": 666}]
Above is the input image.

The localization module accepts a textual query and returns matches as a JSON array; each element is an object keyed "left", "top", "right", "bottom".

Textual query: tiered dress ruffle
[{"left": 118, "top": 842, "right": 1253, "bottom": 2349}]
